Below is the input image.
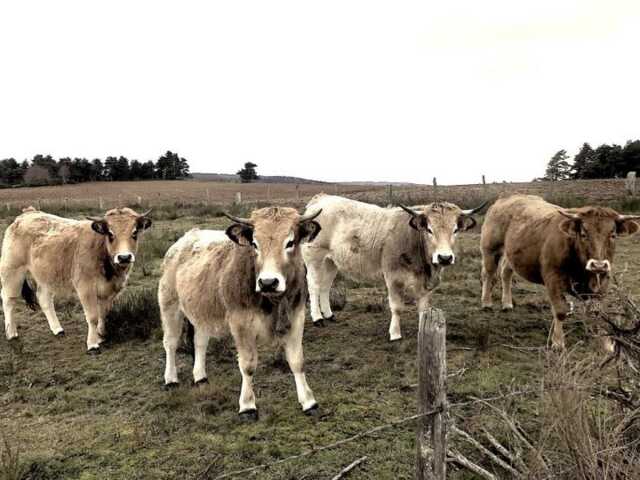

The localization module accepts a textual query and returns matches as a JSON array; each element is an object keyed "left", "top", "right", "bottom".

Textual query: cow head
[
  {"left": 558, "top": 207, "right": 640, "bottom": 294},
  {"left": 399, "top": 201, "right": 486, "bottom": 266},
  {"left": 224, "top": 207, "right": 322, "bottom": 296},
  {"left": 87, "top": 208, "right": 153, "bottom": 267}
]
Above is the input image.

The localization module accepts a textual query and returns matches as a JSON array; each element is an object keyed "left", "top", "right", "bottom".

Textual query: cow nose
[
  {"left": 437, "top": 254, "right": 454, "bottom": 266},
  {"left": 258, "top": 277, "right": 279, "bottom": 292},
  {"left": 586, "top": 259, "right": 610, "bottom": 273},
  {"left": 117, "top": 253, "right": 133, "bottom": 264}
]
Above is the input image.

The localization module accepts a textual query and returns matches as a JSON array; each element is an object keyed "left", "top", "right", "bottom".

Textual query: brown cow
[
  {"left": 0, "top": 207, "right": 152, "bottom": 353},
  {"left": 480, "top": 194, "right": 640, "bottom": 349},
  {"left": 158, "top": 207, "right": 322, "bottom": 420}
]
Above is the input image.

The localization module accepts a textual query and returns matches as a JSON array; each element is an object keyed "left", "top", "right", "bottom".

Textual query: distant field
[
  {"left": 0, "top": 180, "right": 384, "bottom": 210},
  {"left": 0, "top": 178, "right": 634, "bottom": 214}
]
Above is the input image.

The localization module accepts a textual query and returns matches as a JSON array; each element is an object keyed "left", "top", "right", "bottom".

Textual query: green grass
[{"left": 0, "top": 218, "right": 639, "bottom": 479}]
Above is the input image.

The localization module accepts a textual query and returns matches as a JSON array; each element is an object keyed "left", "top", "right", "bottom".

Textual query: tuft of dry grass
[
  {"left": 0, "top": 432, "right": 26, "bottom": 480},
  {"left": 105, "top": 286, "right": 160, "bottom": 343}
]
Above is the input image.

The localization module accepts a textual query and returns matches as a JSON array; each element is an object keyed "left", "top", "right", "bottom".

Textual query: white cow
[{"left": 302, "top": 195, "right": 485, "bottom": 341}]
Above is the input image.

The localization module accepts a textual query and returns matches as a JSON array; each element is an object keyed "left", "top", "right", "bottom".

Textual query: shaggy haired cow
[
  {"left": 158, "top": 206, "right": 322, "bottom": 420},
  {"left": 481, "top": 194, "right": 640, "bottom": 349},
  {"left": 0, "top": 207, "right": 152, "bottom": 353},
  {"left": 302, "top": 194, "right": 485, "bottom": 341}
]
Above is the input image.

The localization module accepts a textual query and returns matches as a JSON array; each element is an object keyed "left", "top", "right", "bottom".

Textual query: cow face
[
  {"left": 559, "top": 208, "right": 640, "bottom": 293},
  {"left": 225, "top": 207, "right": 321, "bottom": 296},
  {"left": 400, "top": 201, "right": 486, "bottom": 266},
  {"left": 88, "top": 208, "right": 153, "bottom": 266}
]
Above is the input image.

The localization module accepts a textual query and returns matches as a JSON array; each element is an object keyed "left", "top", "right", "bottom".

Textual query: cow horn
[
  {"left": 86, "top": 216, "right": 104, "bottom": 223},
  {"left": 558, "top": 209, "right": 581, "bottom": 221},
  {"left": 299, "top": 209, "right": 322, "bottom": 223},
  {"left": 140, "top": 209, "right": 152, "bottom": 217},
  {"left": 461, "top": 200, "right": 489, "bottom": 216},
  {"left": 617, "top": 214, "right": 640, "bottom": 221},
  {"left": 398, "top": 204, "right": 419, "bottom": 217},
  {"left": 223, "top": 212, "right": 253, "bottom": 226}
]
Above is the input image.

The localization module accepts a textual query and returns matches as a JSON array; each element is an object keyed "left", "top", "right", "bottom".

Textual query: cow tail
[{"left": 21, "top": 279, "right": 39, "bottom": 311}]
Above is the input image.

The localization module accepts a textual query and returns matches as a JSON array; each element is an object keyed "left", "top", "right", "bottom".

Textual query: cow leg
[
  {"left": 283, "top": 306, "right": 318, "bottom": 413},
  {"left": 0, "top": 268, "right": 25, "bottom": 340},
  {"left": 304, "top": 253, "right": 328, "bottom": 326},
  {"left": 192, "top": 326, "right": 210, "bottom": 384},
  {"left": 500, "top": 259, "right": 515, "bottom": 310},
  {"left": 96, "top": 297, "right": 114, "bottom": 342},
  {"left": 36, "top": 286, "right": 64, "bottom": 336},
  {"left": 318, "top": 259, "right": 338, "bottom": 321},
  {"left": 481, "top": 251, "right": 501, "bottom": 309},
  {"left": 546, "top": 280, "right": 569, "bottom": 350},
  {"left": 386, "top": 278, "right": 405, "bottom": 342},
  {"left": 230, "top": 320, "right": 259, "bottom": 418},
  {"left": 77, "top": 288, "right": 101, "bottom": 353},
  {"left": 160, "top": 299, "right": 183, "bottom": 386}
]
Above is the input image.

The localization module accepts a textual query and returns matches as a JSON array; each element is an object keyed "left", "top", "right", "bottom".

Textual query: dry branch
[{"left": 330, "top": 456, "right": 368, "bottom": 480}]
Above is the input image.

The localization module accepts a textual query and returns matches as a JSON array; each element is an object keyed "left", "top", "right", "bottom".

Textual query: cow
[
  {"left": 301, "top": 194, "right": 486, "bottom": 341},
  {"left": 480, "top": 194, "right": 640, "bottom": 349},
  {"left": 158, "top": 206, "right": 322, "bottom": 421},
  {"left": 0, "top": 207, "right": 152, "bottom": 353}
]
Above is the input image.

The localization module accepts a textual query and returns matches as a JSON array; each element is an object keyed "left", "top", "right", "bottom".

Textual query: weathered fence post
[
  {"left": 334, "top": 183, "right": 339, "bottom": 195},
  {"left": 626, "top": 171, "right": 636, "bottom": 196},
  {"left": 206, "top": 189, "right": 211, "bottom": 205},
  {"left": 432, "top": 177, "right": 438, "bottom": 202},
  {"left": 387, "top": 184, "right": 393, "bottom": 205},
  {"left": 99, "top": 197, "right": 104, "bottom": 210},
  {"left": 416, "top": 308, "right": 447, "bottom": 480},
  {"left": 235, "top": 192, "right": 242, "bottom": 205}
]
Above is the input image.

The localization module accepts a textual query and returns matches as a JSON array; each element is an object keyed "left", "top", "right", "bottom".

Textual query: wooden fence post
[
  {"left": 206, "top": 189, "right": 211, "bottom": 205},
  {"left": 432, "top": 177, "right": 438, "bottom": 202},
  {"left": 99, "top": 197, "right": 104, "bottom": 210},
  {"left": 626, "top": 171, "right": 636, "bottom": 196},
  {"left": 235, "top": 192, "right": 242, "bottom": 205},
  {"left": 416, "top": 308, "right": 447, "bottom": 480}
]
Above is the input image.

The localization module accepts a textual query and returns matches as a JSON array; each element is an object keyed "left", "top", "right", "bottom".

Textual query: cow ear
[
  {"left": 226, "top": 223, "right": 253, "bottom": 246},
  {"left": 458, "top": 215, "right": 476, "bottom": 231},
  {"left": 299, "top": 221, "right": 321, "bottom": 243},
  {"left": 89, "top": 219, "right": 109, "bottom": 236},
  {"left": 408, "top": 214, "right": 428, "bottom": 231},
  {"left": 617, "top": 219, "right": 640, "bottom": 236},
  {"left": 137, "top": 216, "right": 152, "bottom": 230},
  {"left": 559, "top": 218, "right": 580, "bottom": 237}
]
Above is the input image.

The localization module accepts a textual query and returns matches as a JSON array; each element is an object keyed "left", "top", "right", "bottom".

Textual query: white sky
[{"left": 1, "top": 1, "right": 639, "bottom": 185}]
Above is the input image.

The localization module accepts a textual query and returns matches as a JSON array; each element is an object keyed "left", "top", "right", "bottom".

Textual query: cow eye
[
  {"left": 427, "top": 226, "right": 434, "bottom": 235},
  {"left": 285, "top": 240, "right": 295, "bottom": 249},
  {"left": 108, "top": 232, "right": 115, "bottom": 242},
  {"left": 453, "top": 226, "right": 459, "bottom": 234},
  {"left": 251, "top": 241, "right": 258, "bottom": 249},
  {"left": 132, "top": 230, "right": 138, "bottom": 240}
]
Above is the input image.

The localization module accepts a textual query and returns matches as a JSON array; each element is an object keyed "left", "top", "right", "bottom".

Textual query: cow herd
[{"left": 1, "top": 193, "right": 639, "bottom": 420}]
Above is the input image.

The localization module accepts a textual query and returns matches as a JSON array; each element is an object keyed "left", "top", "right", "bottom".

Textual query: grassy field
[{"left": 1, "top": 191, "right": 640, "bottom": 479}]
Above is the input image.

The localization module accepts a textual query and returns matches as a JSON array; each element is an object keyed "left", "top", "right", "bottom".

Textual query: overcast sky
[{"left": 1, "top": 1, "right": 639, "bottom": 185}]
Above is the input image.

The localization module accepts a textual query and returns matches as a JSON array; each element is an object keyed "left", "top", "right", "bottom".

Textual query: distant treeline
[
  {"left": 545, "top": 140, "right": 640, "bottom": 181},
  {"left": 0, "top": 151, "right": 190, "bottom": 187}
]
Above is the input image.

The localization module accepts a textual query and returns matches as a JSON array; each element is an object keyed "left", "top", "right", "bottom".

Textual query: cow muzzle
[
  {"left": 432, "top": 251, "right": 455, "bottom": 266},
  {"left": 256, "top": 272, "right": 286, "bottom": 295},
  {"left": 586, "top": 259, "right": 610, "bottom": 274},
  {"left": 114, "top": 252, "right": 135, "bottom": 265}
]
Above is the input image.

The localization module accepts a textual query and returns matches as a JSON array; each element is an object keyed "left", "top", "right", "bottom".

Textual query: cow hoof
[
  {"left": 501, "top": 305, "right": 513, "bottom": 312},
  {"left": 389, "top": 335, "right": 403, "bottom": 343},
  {"left": 481, "top": 305, "right": 493, "bottom": 311},
  {"left": 164, "top": 382, "right": 179, "bottom": 390},
  {"left": 7, "top": 335, "right": 20, "bottom": 343},
  {"left": 239, "top": 409, "right": 259, "bottom": 422},
  {"left": 87, "top": 347, "right": 101, "bottom": 355},
  {"left": 303, "top": 403, "right": 320, "bottom": 416},
  {"left": 325, "top": 315, "right": 337, "bottom": 323},
  {"left": 313, "top": 319, "right": 325, "bottom": 328},
  {"left": 193, "top": 377, "right": 209, "bottom": 387},
  {"left": 55, "top": 330, "right": 65, "bottom": 338}
]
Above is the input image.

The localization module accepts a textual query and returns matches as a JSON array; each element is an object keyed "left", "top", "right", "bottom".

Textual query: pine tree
[
  {"left": 237, "top": 162, "right": 259, "bottom": 183},
  {"left": 544, "top": 150, "right": 571, "bottom": 181}
]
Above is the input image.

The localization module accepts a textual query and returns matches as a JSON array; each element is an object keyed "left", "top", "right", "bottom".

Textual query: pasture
[{"left": 1, "top": 182, "right": 640, "bottom": 479}]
